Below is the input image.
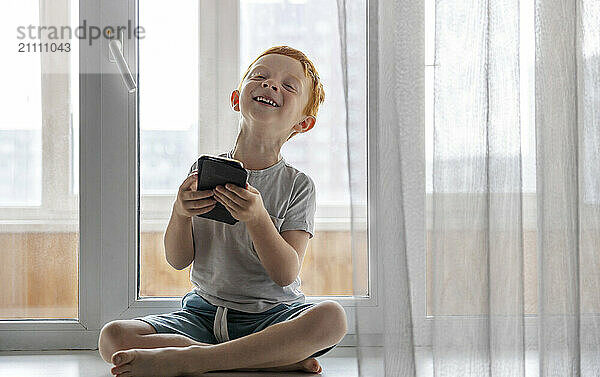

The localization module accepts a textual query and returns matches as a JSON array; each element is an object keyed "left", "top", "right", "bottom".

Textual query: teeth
[{"left": 255, "top": 96, "right": 278, "bottom": 107}]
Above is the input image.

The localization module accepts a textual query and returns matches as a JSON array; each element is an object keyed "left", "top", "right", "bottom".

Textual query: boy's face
[{"left": 231, "top": 54, "right": 315, "bottom": 138}]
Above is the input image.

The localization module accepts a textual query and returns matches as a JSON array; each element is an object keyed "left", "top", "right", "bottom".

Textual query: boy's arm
[
  {"left": 280, "top": 229, "right": 310, "bottom": 276},
  {"left": 163, "top": 206, "right": 195, "bottom": 270},
  {"left": 246, "top": 212, "right": 304, "bottom": 287}
]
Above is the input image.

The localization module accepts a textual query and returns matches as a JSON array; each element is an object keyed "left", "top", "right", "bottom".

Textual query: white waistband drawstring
[{"left": 214, "top": 306, "right": 230, "bottom": 343}]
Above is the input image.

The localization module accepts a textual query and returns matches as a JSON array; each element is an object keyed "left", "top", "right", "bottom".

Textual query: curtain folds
[{"left": 339, "top": 0, "right": 600, "bottom": 375}]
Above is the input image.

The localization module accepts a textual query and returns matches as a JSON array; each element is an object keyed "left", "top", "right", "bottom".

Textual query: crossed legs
[
  {"left": 99, "top": 300, "right": 347, "bottom": 376},
  {"left": 98, "top": 318, "right": 320, "bottom": 374}
]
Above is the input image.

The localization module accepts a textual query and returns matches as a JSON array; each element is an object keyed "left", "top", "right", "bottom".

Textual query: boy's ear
[
  {"left": 231, "top": 90, "right": 240, "bottom": 111},
  {"left": 294, "top": 116, "right": 316, "bottom": 133}
]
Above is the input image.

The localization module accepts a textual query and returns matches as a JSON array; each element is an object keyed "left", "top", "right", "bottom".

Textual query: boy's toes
[
  {"left": 111, "top": 349, "right": 135, "bottom": 366},
  {"left": 111, "top": 363, "right": 130, "bottom": 376},
  {"left": 301, "top": 358, "right": 322, "bottom": 373}
]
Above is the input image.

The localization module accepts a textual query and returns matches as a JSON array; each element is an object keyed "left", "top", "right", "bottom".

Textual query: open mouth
[{"left": 253, "top": 96, "right": 279, "bottom": 108}]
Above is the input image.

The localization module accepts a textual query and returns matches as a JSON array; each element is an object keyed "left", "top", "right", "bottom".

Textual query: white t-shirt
[{"left": 188, "top": 150, "right": 316, "bottom": 313}]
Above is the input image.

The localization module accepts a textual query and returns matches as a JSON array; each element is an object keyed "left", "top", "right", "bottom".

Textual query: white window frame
[
  {"left": 130, "top": 0, "right": 382, "bottom": 348},
  {"left": 0, "top": 0, "right": 103, "bottom": 350},
  {"left": 1, "top": 0, "right": 386, "bottom": 350}
]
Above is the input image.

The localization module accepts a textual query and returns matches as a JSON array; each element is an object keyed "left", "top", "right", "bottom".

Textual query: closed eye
[{"left": 253, "top": 75, "right": 295, "bottom": 92}]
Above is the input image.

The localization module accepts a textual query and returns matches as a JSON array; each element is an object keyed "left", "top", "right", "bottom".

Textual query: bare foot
[
  {"left": 236, "top": 357, "right": 322, "bottom": 373},
  {"left": 110, "top": 347, "right": 202, "bottom": 377},
  {"left": 110, "top": 347, "right": 321, "bottom": 376}
]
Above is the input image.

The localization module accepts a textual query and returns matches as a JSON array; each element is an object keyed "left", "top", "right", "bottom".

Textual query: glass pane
[
  {"left": 138, "top": 0, "right": 198, "bottom": 297},
  {"left": 0, "top": 0, "right": 79, "bottom": 319},
  {"left": 138, "top": 0, "right": 368, "bottom": 298}
]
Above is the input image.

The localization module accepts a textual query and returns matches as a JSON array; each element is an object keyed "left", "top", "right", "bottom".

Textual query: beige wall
[
  {"left": 0, "top": 231, "right": 367, "bottom": 319},
  {"left": 3, "top": 229, "right": 597, "bottom": 319}
]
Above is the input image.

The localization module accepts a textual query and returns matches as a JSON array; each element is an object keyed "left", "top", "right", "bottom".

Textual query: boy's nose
[{"left": 262, "top": 81, "right": 278, "bottom": 91}]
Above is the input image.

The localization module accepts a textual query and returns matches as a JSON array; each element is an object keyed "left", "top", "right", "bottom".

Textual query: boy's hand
[
  {"left": 212, "top": 183, "right": 268, "bottom": 225},
  {"left": 173, "top": 172, "right": 217, "bottom": 219}
]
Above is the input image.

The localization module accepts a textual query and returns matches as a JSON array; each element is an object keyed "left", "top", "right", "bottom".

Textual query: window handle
[{"left": 108, "top": 32, "right": 137, "bottom": 93}]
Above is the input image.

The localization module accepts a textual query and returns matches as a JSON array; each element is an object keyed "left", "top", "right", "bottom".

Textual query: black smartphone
[{"left": 195, "top": 155, "right": 248, "bottom": 225}]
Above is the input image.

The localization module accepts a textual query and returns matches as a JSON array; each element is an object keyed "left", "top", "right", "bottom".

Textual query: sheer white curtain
[
  {"left": 340, "top": 0, "right": 600, "bottom": 375},
  {"left": 339, "top": 0, "right": 418, "bottom": 375}
]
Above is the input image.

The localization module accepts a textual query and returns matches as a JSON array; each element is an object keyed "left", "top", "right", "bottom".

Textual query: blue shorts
[{"left": 133, "top": 291, "right": 338, "bottom": 358}]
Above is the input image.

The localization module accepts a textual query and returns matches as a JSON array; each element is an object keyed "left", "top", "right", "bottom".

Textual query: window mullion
[
  {"left": 216, "top": 0, "right": 240, "bottom": 153},
  {"left": 198, "top": 0, "right": 219, "bottom": 155},
  {"left": 40, "top": 1, "right": 72, "bottom": 215},
  {"left": 197, "top": 0, "right": 240, "bottom": 156}
]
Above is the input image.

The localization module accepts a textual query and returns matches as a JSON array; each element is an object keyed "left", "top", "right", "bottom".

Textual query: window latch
[{"left": 108, "top": 30, "right": 137, "bottom": 94}]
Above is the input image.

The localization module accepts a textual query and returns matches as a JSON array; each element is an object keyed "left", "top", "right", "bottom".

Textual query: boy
[{"left": 99, "top": 46, "right": 348, "bottom": 376}]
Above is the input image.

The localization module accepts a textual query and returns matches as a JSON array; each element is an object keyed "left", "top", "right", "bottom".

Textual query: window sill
[{"left": 0, "top": 217, "right": 367, "bottom": 233}]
